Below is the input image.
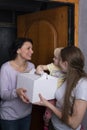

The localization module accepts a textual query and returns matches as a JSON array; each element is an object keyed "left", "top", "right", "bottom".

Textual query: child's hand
[{"left": 35, "top": 65, "right": 44, "bottom": 75}]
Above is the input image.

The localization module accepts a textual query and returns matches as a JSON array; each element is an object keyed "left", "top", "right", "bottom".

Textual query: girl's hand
[
  {"left": 16, "top": 88, "right": 29, "bottom": 103},
  {"left": 34, "top": 94, "right": 49, "bottom": 107}
]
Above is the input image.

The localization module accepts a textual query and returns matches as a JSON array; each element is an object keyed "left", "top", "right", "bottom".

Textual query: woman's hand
[{"left": 16, "top": 88, "right": 29, "bottom": 103}]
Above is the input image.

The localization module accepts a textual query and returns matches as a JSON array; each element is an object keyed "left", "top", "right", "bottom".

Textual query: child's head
[{"left": 53, "top": 47, "right": 63, "bottom": 66}]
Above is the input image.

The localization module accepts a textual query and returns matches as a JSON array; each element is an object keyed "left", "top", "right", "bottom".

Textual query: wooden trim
[
  {"left": 74, "top": 2, "right": 79, "bottom": 46},
  {"left": 50, "top": 0, "right": 78, "bottom": 4},
  {"left": 50, "top": 0, "right": 79, "bottom": 46}
]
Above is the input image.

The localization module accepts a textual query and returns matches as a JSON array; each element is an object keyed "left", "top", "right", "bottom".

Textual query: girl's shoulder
[
  {"left": 73, "top": 78, "right": 87, "bottom": 100},
  {"left": 77, "top": 77, "right": 87, "bottom": 86}
]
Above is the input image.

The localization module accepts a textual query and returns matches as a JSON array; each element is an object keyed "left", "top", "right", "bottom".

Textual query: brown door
[
  {"left": 17, "top": 6, "right": 68, "bottom": 66},
  {"left": 17, "top": 6, "right": 68, "bottom": 130}
]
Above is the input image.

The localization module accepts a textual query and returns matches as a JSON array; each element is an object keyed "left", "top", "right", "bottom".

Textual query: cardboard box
[{"left": 17, "top": 72, "right": 58, "bottom": 103}]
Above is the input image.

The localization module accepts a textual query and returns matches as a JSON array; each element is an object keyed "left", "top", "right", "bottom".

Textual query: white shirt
[{"left": 52, "top": 78, "right": 87, "bottom": 130}]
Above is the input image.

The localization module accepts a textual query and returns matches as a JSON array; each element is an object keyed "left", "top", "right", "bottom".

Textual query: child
[{"left": 36, "top": 47, "right": 66, "bottom": 130}]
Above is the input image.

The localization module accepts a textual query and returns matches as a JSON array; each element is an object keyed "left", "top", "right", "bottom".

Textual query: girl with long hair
[{"left": 36, "top": 46, "right": 87, "bottom": 130}]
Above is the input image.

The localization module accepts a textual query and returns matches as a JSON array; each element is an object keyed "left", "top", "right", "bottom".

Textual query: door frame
[{"left": 51, "top": 0, "right": 79, "bottom": 46}]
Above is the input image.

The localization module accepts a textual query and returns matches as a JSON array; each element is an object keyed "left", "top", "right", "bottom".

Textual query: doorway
[{"left": 17, "top": 1, "right": 78, "bottom": 130}]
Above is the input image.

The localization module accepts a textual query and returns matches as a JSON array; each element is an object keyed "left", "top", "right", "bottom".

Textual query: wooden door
[
  {"left": 17, "top": 6, "right": 68, "bottom": 130},
  {"left": 17, "top": 6, "right": 68, "bottom": 66}
]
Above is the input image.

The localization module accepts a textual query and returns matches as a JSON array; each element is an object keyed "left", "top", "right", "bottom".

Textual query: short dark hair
[{"left": 9, "top": 37, "right": 33, "bottom": 60}]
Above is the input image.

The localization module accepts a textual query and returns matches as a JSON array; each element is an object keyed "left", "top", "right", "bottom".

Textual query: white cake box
[{"left": 17, "top": 72, "right": 58, "bottom": 103}]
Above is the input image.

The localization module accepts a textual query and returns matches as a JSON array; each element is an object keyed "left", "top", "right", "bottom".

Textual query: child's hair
[{"left": 54, "top": 47, "right": 63, "bottom": 58}]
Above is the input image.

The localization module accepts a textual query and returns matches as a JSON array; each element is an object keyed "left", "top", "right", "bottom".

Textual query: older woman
[{"left": 0, "top": 38, "right": 35, "bottom": 130}]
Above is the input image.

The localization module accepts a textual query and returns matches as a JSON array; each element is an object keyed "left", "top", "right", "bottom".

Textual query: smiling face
[{"left": 17, "top": 41, "right": 33, "bottom": 61}]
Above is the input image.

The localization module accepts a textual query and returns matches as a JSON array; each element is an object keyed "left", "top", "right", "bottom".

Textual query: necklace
[{"left": 12, "top": 60, "right": 28, "bottom": 72}]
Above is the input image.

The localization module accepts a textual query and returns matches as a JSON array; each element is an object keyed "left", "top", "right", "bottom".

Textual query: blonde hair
[{"left": 54, "top": 47, "right": 63, "bottom": 58}]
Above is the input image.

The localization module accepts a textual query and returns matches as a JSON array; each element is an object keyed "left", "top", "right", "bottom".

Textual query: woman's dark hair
[
  {"left": 60, "top": 46, "right": 87, "bottom": 124},
  {"left": 9, "top": 37, "right": 33, "bottom": 60}
]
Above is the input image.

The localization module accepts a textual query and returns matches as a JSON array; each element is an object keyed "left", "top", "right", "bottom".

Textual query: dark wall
[
  {"left": 0, "top": 11, "right": 16, "bottom": 67},
  {"left": 0, "top": 24, "right": 16, "bottom": 67}
]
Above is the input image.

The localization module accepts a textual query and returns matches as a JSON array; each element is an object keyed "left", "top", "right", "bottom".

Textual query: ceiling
[
  {"left": 0, "top": 0, "right": 74, "bottom": 24},
  {"left": 0, "top": 0, "right": 72, "bottom": 14}
]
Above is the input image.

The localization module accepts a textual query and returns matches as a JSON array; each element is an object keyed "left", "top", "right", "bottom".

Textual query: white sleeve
[{"left": 74, "top": 78, "right": 87, "bottom": 101}]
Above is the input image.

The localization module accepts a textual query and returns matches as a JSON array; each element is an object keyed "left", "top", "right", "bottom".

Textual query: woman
[
  {"left": 36, "top": 46, "right": 87, "bottom": 130},
  {"left": 0, "top": 38, "right": 35, "bottom": 130}
]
